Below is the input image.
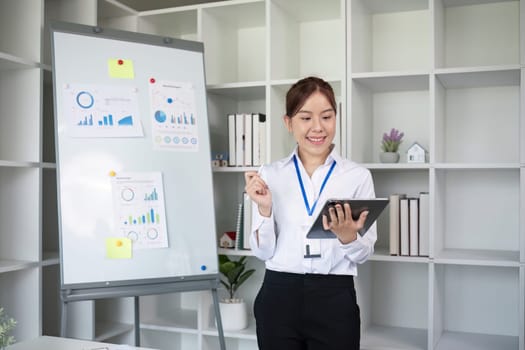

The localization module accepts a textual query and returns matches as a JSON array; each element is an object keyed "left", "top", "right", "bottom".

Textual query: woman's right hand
[{"left": 244, "top": 171, "right": 272, "bottom": 217}]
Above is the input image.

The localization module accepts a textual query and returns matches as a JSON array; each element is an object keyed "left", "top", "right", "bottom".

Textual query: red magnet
[
  {"left": 118, "top": 59, "right": 124, "bottom": 65},
  {"left": 150, "top": 78, "right": 156, "bottom": 84}
]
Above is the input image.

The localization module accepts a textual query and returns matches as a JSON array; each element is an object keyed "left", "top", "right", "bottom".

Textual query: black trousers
[{"left": 254, "top": 269, "right": 360, "bottom": 350}]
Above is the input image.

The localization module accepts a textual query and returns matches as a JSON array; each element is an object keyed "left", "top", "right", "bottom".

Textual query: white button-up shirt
[{"left": 249, "top": 147, "right": 377, "bottom": 276}]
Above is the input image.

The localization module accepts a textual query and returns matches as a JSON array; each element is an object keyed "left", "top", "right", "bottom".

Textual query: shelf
[
  {"left": 364, "top": 163, "right": 430, "bottom": 170},
  {"left": 0, "top": 268, "right": 40, "bottom": 341},
  {"left": 434, "top": 0, "right": 519, "bottom": 69},
  {"left": 212, "top": 166, "right": 259, "bottom": 173},
  {"left": 352, "top": 72, "right": 429, "bottom": 92},
  {"left": 99, "top": 0, "right": 137, "bottom": 18},
  {"left": 202, "top": 321, "right": 257, "bottom": 340},
  {"left": 432, "top": 163, "right": 520, "bottom": 169},
  {"left": 432, "top": 264, "right": 520, "bottom": 349},
  {"left": 141, "top": 318, "right": 199, "bottom": 334},
  {"left": 350, "top": 0, "right": 430, "bottom": 73},
  {"left": 270, "top": 0, "right": 344, "bottom": 80},
  {"left": 0, "top": 168, "right": 40, "bottom": 262},
  {"left": 370, "top": 249, "right": 429, "bottom": 264},
  {"left": 434, "top": 248, "right": 520, "bottom": 267},
  {"left": 433, "top": 81, "right": 519, "bottom": 163},
  {"left": 217, "top": 248, "right": 253, "bottom": 257},
  {"left": 140, "top": 293, "right": 199, "bottom": 333},
  {"left": 361, "top": 325, "right": 427, "bottom": 350},
  {"left": 0, "top": 52, "right": 40, "bottom": 71},
  {"left": 0, "top": 160, "right": 42, "bottom": 168},
  {"left": 350, "top": 79, "right": 430, "bottom": 164},
  {"left": 435, "top": 66, "right": 520, "bottom": 88},
  {"left": 207, "top": 83, "right": 266, "bottom": 100},
  {"left": 201, "top": 0, "right": 265, "bottom": 85},
  {"left": 434, "top": 169, "right": 519, "bottom": 255},
  {"left": 434, "top": 330, "right": 518, "bottom": 350},
  {"left": 137, "top": 8, "right": 197, "bottom": 41},
  {"left": 0, "top": 0, "right": 42, "bottom": 62},
  {"left": 95, "top": 321, "right": 134, "bottom": 342},
  {"left": 357, "top": 261, "right": 429, "bottom": 340},
  {"left": 0, "top": 69, "right": 41, "bottom": 162},
  {"left": 0, "top": 259, "right": 37, "bottom": 273},
  {"left": 42, "top": 252, "right": 60, "bottom": 267}
]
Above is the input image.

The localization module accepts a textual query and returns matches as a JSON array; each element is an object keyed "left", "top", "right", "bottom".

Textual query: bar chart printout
[
  {"left": 111, "top": 172, "right": 168, "bottom": 249},
  {"left": 63, "top": 83, "right": 144, "bottom": 138},
  {"left": 149, "top": 80, "right": 199, "bottom": 151}
]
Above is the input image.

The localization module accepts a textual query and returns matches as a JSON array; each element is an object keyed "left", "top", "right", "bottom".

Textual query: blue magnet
[{"left": 200, "top": 265, "right": 207, "bottom": 271}]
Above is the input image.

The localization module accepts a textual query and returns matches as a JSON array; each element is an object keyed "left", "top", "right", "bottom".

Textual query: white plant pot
[
  {"left": 218, "top": 300, "right": 248, "bottom": 331},
  {"left": 379, "top": 152, "right": 400, "bottom": 163}
]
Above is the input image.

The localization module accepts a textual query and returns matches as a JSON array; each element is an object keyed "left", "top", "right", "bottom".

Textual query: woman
[{"left": 244, "top": 76, "right": 377, "bottom": 350}]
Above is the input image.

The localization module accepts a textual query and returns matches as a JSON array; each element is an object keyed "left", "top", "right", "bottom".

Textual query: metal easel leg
[
  {"left": 60, "top": 300, "right": 67, "bottom": 337},
  {"left": 212, "top": 288, "right": 226, "bottom": 350},
  {"left": 134, "top": 296, "right": 141, "bottom": 346}
]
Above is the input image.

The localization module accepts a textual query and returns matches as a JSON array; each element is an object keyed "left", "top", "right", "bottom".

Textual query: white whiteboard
[{"left": 51, "top": 22, "right": 218, "bottom": 288}]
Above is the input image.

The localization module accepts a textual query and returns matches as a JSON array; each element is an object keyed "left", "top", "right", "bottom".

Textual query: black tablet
[{"left": 306, "top": 198, "right": 389, "bottom": 239}]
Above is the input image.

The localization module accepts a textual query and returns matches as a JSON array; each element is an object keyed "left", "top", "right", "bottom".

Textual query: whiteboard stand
[
  {"left": 59, "top": 277, "right": 226, "bottom": 350},
  {"left": 50, "top": 21, "right": 224, "bottom": 350}
]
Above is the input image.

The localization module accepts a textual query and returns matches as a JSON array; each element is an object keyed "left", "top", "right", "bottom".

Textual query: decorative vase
[
  {"left": 218, "top": 299, "right": 248, "bottom": 331},
  {"left": 379, "top": 152, "right": 400, "bottom": 163}
]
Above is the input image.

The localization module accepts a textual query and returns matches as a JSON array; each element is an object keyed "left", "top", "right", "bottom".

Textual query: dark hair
[{"left": 285, "top": 76, "right": 337, "bottom": 117}]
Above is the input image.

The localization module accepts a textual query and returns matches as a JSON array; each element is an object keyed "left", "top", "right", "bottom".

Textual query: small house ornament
[
  {"left": 406, "top": 142, "right": 427, "bottom": 163},
  {"left": 219, "top": 231, "right": 237, "bottom": 248}
]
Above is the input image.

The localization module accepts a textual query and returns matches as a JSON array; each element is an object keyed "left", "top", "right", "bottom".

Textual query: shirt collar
[{"left": 281, "top": 144, "right": 341, "bottom": 167}]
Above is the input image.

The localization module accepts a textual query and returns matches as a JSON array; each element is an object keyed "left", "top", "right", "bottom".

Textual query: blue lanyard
[{"left": 293, "top": 154, "right": 336, "bottom": 217}]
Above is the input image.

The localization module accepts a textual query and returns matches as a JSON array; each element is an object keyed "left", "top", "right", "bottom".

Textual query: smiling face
[{"left": 284, "top": 90, "right": 336, "bottom": 164}]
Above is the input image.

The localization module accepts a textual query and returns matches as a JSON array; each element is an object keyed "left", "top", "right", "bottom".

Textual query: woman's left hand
[{"left": 322, "top": 202, "right": 368, "bottom": 244}]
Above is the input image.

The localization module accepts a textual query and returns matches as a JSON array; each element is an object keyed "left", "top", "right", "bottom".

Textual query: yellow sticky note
[
  {"left": 108, "top": 58, "right": 134, "bottom": 79},
  {"left": 105, "top": 237, "right": 132, "bottom": 259}
]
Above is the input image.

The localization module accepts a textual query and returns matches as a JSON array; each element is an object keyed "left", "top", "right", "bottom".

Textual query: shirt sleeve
[
  {"left": 248, "top": 167, "right": 277, "bottom": 261},
  {"left": 339, "top": 169, "right": 377, "bottom": 264},
  {"left": 249, "top": 208, "right": 277, "bottom": 261}
]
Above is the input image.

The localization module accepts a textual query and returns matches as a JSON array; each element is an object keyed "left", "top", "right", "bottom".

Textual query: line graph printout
[
  {"left": 149, "top": 80, "right": 199, "bottom": 151},
  {"left": 63, "top": 83, "right": 144, "bottom": 138},
  {"left": 111, "top": 172, "right": 168, "bottom": 250}
]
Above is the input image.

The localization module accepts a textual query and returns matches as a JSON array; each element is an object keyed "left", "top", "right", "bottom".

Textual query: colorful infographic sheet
[
  {"left": 149, "top": 80, "right": 199, "bottom": 151},
  {"left": 63, "top": 83, "right": 143, "bottom": 138},
  {"left": 111, "top": 172, "right": 168, "bottom": 250}
]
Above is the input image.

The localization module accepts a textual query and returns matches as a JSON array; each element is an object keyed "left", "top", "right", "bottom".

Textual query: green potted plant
[
  {"left": 218, "top": 254, "right": 255, "bottom": 331},
  {"left": 0, "top": 307, "right": 16, "bottom": 350},
  {"left": 380, "top": 128, "right": 404, "bottom": 163}
]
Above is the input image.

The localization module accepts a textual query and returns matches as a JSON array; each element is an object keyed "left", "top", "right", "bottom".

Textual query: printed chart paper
[
  {"left": 111, "top": 172, "right": 168, "bottom": 250},
  {"left": 63, "top": 83, "right": 143, "bottom": 137},
  {"left": 149, "top": 80, "right": 199, "bottom": 151}
]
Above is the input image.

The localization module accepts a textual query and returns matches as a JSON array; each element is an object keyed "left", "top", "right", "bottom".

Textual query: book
[
  {"left": 235, "top": 113, "right": 244, "bottom": 167},
  {"left": 389, "top": 193, "right": 405, "bottom": 256},
  {"left": 252, "top": 113, "right": 266, "bottom": 166},
  {"left": 399, "top": 197, "right": 409, "bottom": 256},
  {"left": 234, "top": 201, "right": 243, "bottom": 250},
  {"left": 242, "top": 192, "right": 252, "bottom": 250},
  {"left": 227, "top": 114, "right": 236, "bottom": 166},
  {"left": 419, "top": 192, "right": 430, "bottom": 256},
  {"left": 409, "top": 197, "right": 419, "bottom": 256},
  {"left": 244, "top": 113, "right": 253, "bottom": 166}
]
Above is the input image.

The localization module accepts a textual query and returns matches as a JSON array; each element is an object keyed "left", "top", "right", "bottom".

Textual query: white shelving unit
[
  {"left": 0, "top": 0, "right": 47, "bottom": 344},
  {"left": 348, "top": 1, "right": 524, "bottom": 350},
  {"left": 0, "top": 0, "right": 522, "bottom": 350}
]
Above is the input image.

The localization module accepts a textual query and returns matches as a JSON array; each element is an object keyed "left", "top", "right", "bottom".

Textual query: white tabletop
[{"left": 7, "top": 336, "right": 158, "bottom": 350}]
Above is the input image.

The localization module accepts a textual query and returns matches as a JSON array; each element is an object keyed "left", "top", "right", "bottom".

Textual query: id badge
[{"left": 303, "top": 238, "right": 321, "bottom": 258}]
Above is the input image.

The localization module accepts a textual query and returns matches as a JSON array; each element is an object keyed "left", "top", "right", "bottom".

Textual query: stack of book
[
  {"left": 389, "top": 192, "right": 429, "bottom": 257},
  {"left": 228, "top": 113, "right": 266, "bottom": 167}
]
